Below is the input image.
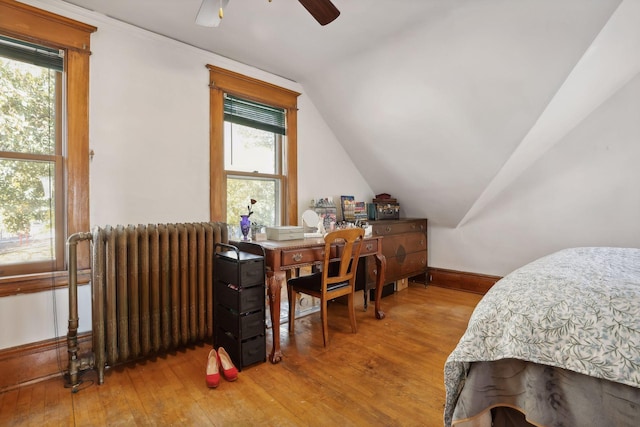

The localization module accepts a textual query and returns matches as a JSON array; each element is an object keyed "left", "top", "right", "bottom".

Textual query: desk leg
[
  {"left": 374, "top": 253, "right": 387, "bottom": 320},
  {"left": 266, "top": 270, "right": 286, "bottom": 363}
]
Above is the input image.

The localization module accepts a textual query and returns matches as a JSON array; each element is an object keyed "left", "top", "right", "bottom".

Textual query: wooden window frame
[
  {"left": 207, "top": 65, "right": 301, "bottom": 226},
  {"left": 0, "top": 0, "right": 96, "bottom": 296}
]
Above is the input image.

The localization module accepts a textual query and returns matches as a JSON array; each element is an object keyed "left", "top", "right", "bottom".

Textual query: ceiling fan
[{"left": 195, "top": 0, "right": 340, "bottom": 28}]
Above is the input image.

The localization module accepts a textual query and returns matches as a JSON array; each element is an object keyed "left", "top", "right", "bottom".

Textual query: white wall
[
  {"left": 297, "top": 97, "right": 374, "bottom": 213},
  {"left": 85, "top": 8, "right": 372, "bottom": 227},
  {"left": 430, "top": 71, "right": 640, "bottom": 276},
  {"left": 0, "top": 0, "right": 372, "bottom": 350}
]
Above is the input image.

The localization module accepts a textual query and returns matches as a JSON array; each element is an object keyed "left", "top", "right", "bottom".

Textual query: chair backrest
[{"left": 321, "top": 228, "right": 365, "bottom": 292}]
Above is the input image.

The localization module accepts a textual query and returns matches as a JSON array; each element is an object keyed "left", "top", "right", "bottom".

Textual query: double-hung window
[
  {"left": 224, "top": 95, "right": 286, "bottom": 228},
  {"left": 0, "top": 37, "right": 64, "bottom": 275},
  {"left": 207, "top": 65, "right": 300, "bottom": 229},
  {"left": 0, "top": 2, "right": 95, "bottom": 293}
]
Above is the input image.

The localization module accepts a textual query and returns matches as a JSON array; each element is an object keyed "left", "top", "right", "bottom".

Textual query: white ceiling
[{"left": 60, "top": 0, "right": 636, "bottom": 226}]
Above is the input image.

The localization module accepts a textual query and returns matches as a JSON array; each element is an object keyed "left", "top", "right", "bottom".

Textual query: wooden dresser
[{"left": 357, "top": 218, "right": 428, "bottom": 307}]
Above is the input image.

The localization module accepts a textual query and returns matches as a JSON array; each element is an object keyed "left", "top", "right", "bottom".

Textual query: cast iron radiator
[{"left": 66, "top": 222, "right": 228, "bottom": 386}]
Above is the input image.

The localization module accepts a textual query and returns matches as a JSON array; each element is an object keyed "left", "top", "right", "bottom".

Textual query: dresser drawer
[
  {"left": 385, "top": 252, "right": 428, "bottom": 281},
  {"left": 372, "top": 219, "right": 426, "bottom": 236},
  {"left": 365, "top": 250, "right": 427, "bottom": 284},
  {"left": 366, "top": 260, "right": 380, "bottom": 284},
  {"left": 380, "top": 232, "right": 426, "bottom": 259}
]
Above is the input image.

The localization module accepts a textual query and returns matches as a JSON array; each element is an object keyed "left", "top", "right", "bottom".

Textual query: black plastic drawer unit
[
  {"left": 215, "top": 330, "right": 266, "bottom": 369},
  {"left": 216, "top": 306, "right": 265, "bottom": 339},
  {"left": 215, "top": 253, "right": 265, "bottom": 287},
  {"left": 213, "top": 243, "right": 266, "bottom": 370},
  {"left": 216, "top": 283, "right": 264, "bottom": 313}
]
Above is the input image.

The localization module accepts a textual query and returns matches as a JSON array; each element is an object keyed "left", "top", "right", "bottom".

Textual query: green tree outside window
[{"left": 0, "top": 56, "right": 59, "bottom": 265}]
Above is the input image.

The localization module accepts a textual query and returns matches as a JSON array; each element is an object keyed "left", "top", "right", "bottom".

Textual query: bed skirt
[{"left": 452, "top": 359, "right": 640, "bottom": 427}]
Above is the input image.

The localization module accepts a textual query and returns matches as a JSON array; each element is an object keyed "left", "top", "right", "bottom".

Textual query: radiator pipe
[{"left": 66, "top": 231, "right": 93, "bottom": 389}]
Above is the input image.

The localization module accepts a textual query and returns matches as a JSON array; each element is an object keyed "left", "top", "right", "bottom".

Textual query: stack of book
[{"left": 354, "top": 202, "right": 368, "bottom": 221}]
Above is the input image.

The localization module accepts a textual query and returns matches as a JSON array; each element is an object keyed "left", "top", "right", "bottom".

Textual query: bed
[{"left": 444, "top": 247, "right": 640, "bottom": 427}]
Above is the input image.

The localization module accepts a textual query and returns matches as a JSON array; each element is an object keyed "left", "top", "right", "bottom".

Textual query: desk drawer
[
  {"left": 334, "top": 239, "right": 379, "bottom": 259},
  {"left": 281, "top": 247, "right": 332, "bottom": 267},
  {"left": 359, "top": 239, "right": 379, "bottom": 256},
  {"left": 277, "top": 238, "right": 380, "bottom": 268}
]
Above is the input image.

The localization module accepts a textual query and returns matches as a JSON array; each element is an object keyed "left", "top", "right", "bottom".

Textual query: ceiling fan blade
[
  {"left": 196, "top": 0, "right": 229, "bottom": 27},
  {"left": 298, "top": 0, "right": 340, "bottom": 26}
]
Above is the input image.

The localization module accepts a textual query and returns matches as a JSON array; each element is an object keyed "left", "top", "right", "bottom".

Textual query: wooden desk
[{"left": 254, "top": 236, "right": 386, "bottom": 363}]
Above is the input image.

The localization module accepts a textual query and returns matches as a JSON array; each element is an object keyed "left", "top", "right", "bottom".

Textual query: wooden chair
[{"left": 287, "top": 227, "right": 365, "bottom": 346}]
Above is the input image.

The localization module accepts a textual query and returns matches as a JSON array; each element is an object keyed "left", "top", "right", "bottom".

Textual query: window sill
[{"left": 0, "top": 269, "right": 91, "bottom": 297}]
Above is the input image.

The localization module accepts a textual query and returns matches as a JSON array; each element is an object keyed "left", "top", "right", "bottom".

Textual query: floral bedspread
[{"left": 444, "top": 247, "right": 640, "bottom": 426}]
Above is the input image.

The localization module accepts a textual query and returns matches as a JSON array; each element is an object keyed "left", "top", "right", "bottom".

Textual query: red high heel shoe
[
  {"left": 206, "top": 349, "right": 220, "bottom": 388},
  {"left": 217, "top": 347, "right": 238, "bottom": 381}
]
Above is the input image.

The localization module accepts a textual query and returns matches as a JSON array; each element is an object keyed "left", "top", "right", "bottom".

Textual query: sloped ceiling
[{"left": 58, "top": 0, "right": 633, "bottom": 226}]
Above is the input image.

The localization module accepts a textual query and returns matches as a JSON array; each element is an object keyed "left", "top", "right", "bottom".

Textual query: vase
[{"left": 240, "top": 215, "right": 251, "bottom": 241}]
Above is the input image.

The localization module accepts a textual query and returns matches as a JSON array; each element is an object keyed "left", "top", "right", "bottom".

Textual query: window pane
[
  {"left": 227, "top": 176, "right": 279, "bottom": 229},
  {"left": 0, "top": 159, "right": 56, "bottom": 266},
  {"left": 224, "top": 122, "right": 277, "bottom": 173},
  {"left": 0, "top": 56, "right": 58, "bottom": 155}
]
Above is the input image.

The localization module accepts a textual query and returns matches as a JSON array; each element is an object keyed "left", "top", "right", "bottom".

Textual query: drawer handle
[
  {"left": 385, "top": 226, "right": 391, "bottom": 233},
  {"left": 420, "top": 239, "right": 425, "bottom": 246},
  {"left": 292, "top": 253, "right": 303, "bottom": 262},
  {"left": 365, "top": 243, "right": 374, "bottom": 251}
]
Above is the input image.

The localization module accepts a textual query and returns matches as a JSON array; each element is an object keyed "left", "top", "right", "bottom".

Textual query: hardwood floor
[{"left": 0, "top": 284, "right": 482, "bottom": 426}]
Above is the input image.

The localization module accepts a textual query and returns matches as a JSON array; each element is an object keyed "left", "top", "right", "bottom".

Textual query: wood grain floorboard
[{"left": 1, "top": 285, "right": 482, "bottom": 426}]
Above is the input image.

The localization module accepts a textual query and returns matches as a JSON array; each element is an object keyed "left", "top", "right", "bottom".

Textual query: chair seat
[{"left": 288, "top": 271, "right": 349, "bottom": 292}]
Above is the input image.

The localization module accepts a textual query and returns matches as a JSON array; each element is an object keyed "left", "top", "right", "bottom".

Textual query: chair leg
[
  {"left": 348, "top": 293, "right": 357, "bottom": 333},
  {"left": 321, "top": 299, "right": 329, "bottom": 347},
  {"left": 288, "top": 286, "right": 296, "bottom": 334}
]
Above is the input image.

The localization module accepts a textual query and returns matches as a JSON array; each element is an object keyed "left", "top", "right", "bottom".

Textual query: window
[
  {"left": 207, "top": 65, "right": 300, "bottom": 228},
  {"left": 224, "top": 95, "right": 285, "bottom": 228},
  {"left": 0, "top": 37, "right": 64, "bottom": 275},
  {"left": 0, "top": 2, "right": 95, "bottom": 294}
]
